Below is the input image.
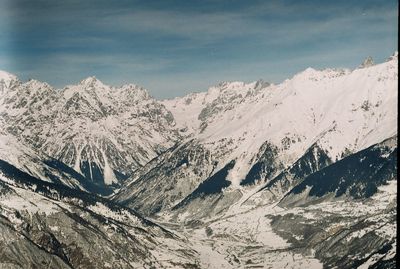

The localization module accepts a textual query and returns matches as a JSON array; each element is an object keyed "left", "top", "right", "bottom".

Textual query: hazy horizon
[{"left": 0, "top": 0, "right": 398, "bottom": 99}]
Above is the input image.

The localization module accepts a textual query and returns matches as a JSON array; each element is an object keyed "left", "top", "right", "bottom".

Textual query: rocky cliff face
[
  {"left": 0, "top": 161, "right": 199, "bottom": 268},
  {"left": 0, "top": 76, "right": 179, "bottom": 192}
]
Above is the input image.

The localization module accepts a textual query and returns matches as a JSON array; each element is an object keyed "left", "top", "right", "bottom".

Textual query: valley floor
[{"left": 155, "top": 180, "right": 397, "bottom": 268}]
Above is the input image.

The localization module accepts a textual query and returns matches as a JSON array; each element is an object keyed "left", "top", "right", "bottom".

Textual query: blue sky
[{"left": 0, "top": 0, "right": 398, "bottom": 99}]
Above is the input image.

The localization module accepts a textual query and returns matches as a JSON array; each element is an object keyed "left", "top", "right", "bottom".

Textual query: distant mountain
[{"left": 0, "top": 75, "right": 179, "bottom": 192}]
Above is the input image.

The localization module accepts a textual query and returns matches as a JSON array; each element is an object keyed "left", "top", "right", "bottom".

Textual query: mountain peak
[
  {"left": 0, "top": 70, "right": 18, "bottom": 88},
  {"left": 118, "top": 83, "right": 151, "bottom": 101},
  {"left": 25, "top": 79, "right": 52, "bottom": 89},
  {"left": 293, "top": 67, "right": 318, "bottom": 79},
  {"left": 254, "top": 79, "right": 270, "bottom": 90},
  {"left": 358, "top": 56, "right": 374, "bottom": 69},
  {"left": 0, "top": 70, "right": 17, "bottom": 79},
  {"left": 79, "top": 76, "right": 105, "bottom": 87},
  {"left": 298, "top": 67, "right": 318, "bottom": 76},
  {"left": 387, "top": 51, "right": 398, "bottom": 62}
]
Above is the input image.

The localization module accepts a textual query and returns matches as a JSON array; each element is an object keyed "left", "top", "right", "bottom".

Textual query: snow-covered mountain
[
  {"left": 0, "top": 75, "right": 179, "bottom": 192},
  {"left": 0, "top": 52, "right": 397, "bottom": 268},
  {"left": 115, "top": 53, "right": 397, "bottom": 218}
]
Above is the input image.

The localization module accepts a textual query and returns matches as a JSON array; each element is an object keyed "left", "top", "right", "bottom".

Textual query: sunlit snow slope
[{"left": 116, "top": 53, "right": 397, "bottom": 217}]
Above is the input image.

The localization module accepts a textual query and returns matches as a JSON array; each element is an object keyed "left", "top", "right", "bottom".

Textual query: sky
[{"left": 0, "top": 0, "right": 398, "bottom": 99}]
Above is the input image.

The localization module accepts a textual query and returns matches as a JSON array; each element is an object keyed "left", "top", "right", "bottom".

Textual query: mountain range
[{"left": 0, "top": 52, "right": 397, "bottom": 268}]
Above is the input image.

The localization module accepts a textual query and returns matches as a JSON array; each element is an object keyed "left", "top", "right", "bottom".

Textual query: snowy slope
[
  {"left": 166, "top": 54, "right": 397, "bottom": 184},
  {"left": 0, "top": 163, "right": 199, "bottom": 268},
  {"left": 0, "top": 131, "right": 113, "bottom": 194},
  {"left": 116, "top": 53, "right": 398, "bottom": 217},
  {"left": 162, "top": 80, "right": 270, "bottom": 134}
]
